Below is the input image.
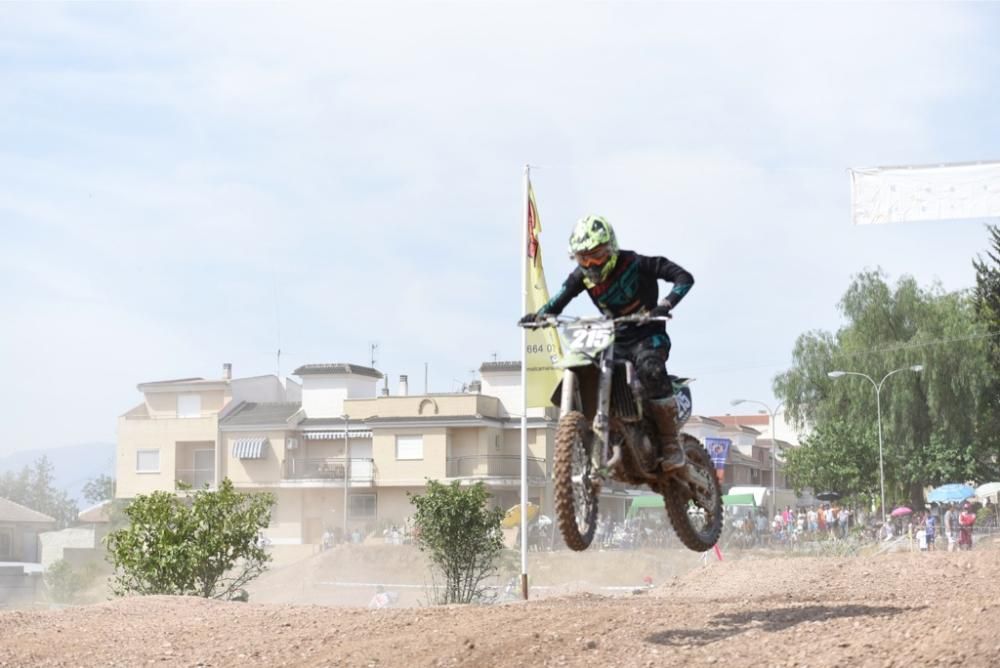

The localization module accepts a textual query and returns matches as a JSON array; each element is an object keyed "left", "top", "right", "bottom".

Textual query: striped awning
[
  {"left": 232, "top": 437, "right": 267, "bottom": 459},
  {"left": 304, "top": 431, "right": 373, "bottom": 440}
]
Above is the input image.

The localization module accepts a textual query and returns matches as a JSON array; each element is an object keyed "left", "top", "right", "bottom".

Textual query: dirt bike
[{"left": 523, "top": 313, "right": 722, "bottom": 552}]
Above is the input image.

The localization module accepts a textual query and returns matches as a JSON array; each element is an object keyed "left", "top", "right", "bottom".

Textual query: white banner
[{"left": 849, "top": 161, "right": 1000, "bottom": 225}]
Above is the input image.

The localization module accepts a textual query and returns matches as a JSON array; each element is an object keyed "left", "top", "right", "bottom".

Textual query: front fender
[{"left": 550, "top": 363, "right": 599, "bottom": 419}]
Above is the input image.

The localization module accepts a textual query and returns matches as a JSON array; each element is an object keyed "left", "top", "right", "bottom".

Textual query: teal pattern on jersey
[{"left": 592, "top": 258, "right": 640, "bottom": 314}]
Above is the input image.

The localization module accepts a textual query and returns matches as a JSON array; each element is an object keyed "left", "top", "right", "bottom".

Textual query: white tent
[
  {"left": 975, "top": 482, "right": 1000, "bottom": 502},
  {"left": 726, "top": 486, "right": 798, "bottom": 513}
]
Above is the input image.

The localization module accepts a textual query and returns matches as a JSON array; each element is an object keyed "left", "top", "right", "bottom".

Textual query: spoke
[{"left": 569, "top": 428, "right": 592, "bottom": 533}]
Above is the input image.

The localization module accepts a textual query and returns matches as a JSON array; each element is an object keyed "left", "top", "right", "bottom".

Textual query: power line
[
  {"left": 694, "top": 329, "right": 1000, "bottom": 377},
  {"left": 838, "top": 330, "right": 1000, "bottom": 357}
]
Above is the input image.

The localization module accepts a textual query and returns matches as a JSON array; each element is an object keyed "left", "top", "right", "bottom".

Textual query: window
[
  {"left": 395, "top": 435, "right": 423, "bottom": 460},
  {"left": 136, "top": 449, "right": 160, "bottom": 473},
  {"left": 349, "top": 494, "right": 377, "bottom": 520},
  {"left": 177, "top": 394, "right": 202, "bottom": 418},
  {"left": 0, "top": 528, "right": 12, "bottom": 559}
]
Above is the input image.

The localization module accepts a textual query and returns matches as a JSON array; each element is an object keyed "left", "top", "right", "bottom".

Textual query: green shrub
[
  {"left": 409, "top": 480, "right": 504, "bottom": 604},
  {"left": 104, "top": 479, "right": 275, "bottom": 599}
]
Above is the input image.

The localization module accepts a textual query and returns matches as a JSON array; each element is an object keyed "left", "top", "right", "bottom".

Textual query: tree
[
  {"left": 775, "top": 270, "right": 994, "bottom": 508},
  {"left": 973, "top": 224, "right": 1000, "bottom": 463},
  {"left": 409, "top": 480, "right": 504, "bottom": 604},
  {"left": 82, "top": 474, "right": 115, "bottom": 505},
  {"left": 783, "top": 418, "right": 877, "bottom": 499},
  {"left": 103, "top": 479, "right": 275, "bottom": 599},
  {"left": 0, "top": 456, "right": 79, "bottom": 528}
]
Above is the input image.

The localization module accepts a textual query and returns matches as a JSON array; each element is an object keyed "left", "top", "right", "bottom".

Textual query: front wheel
[
  {"left": 554, "top": 411, "right": 599, "bottom": 551},
  {"left": 663, "top": 435, "right": 723, "bottom": 552}
]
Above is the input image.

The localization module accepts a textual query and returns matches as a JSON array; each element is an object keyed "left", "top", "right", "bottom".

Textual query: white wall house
[{"left": 296, "top": 364, "right": 382, "bottom": 418}]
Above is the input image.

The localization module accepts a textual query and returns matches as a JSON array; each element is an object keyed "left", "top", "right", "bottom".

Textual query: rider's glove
[
  {"left": 649, "top": 302, "right": 673, "bottom": 319},
  {"left": 519, "top": 312, "right": 542, "bottom": 326}
]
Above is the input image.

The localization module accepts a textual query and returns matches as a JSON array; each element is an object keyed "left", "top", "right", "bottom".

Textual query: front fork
[
  {"left": 559, "top": 358, "right": 618, "bottom": 478},
  {"left": 595, "top": 356, "right": 619, "bottom": 472}
]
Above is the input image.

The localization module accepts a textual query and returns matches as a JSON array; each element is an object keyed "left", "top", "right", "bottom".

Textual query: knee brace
[{"left": 636, "top": 350, "right": 671, "bottom": 399}]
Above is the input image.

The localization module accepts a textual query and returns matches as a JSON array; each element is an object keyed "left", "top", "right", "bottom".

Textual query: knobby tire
[
  {"left": 554, "top": 410, "right": 598, "bottom": 551},
  {"left": 663, "top": 435, "right": 723, "bottom": 552}
]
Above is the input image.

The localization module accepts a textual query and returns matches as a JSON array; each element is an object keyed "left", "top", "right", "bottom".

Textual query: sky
[{"left": 1, "top": 2, "right": 998, "bottom": 457}]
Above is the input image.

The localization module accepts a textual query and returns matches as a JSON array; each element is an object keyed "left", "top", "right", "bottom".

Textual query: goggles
[{"left": 574, "top": 246, "right": 611, "bottom": 268}]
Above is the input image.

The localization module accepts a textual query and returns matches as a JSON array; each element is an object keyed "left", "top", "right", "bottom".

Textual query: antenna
[
  {"left": 272, "top": 271, "right": 282, "bottom": 379},
  {"left": 492, "top": 352, "right": 498, "bottom": 363},
  {"left": 370, "top": 342, "right": 379, "bottom": 369},
  {"left": 424, "top": 362, "right": 429, "bottom": 394}
]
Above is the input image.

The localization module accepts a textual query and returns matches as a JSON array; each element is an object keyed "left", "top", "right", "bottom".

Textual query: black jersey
[{"left": 539, "top": 250, "right": 694, "bottom": 346}]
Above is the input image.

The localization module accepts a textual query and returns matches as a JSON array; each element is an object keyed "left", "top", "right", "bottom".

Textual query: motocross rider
[{"left": 520, "top": 215, "right": 694, "bottom": 471}]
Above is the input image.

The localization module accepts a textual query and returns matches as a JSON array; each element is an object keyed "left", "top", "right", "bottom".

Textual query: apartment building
[
  {"left": 115, "top": 364, "right": 300, "bottom": 498},
  {"left": 116, "top": 361, "right": 557, "bottom": 546}
]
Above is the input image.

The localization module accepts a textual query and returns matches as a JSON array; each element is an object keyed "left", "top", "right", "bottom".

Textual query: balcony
[
  {"left": 284, "top": 457, "right": 375, "bottom": 483},
  {"left": 446, "top": 455, "right": 547, "bottom": 479},
  {"left": 176, "top": 468, "right": 215, "bottom": 489}
]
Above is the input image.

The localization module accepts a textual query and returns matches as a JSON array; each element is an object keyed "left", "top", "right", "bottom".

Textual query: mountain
[{"left": 0, "top": 442, "right": 116, "bottom": 506}]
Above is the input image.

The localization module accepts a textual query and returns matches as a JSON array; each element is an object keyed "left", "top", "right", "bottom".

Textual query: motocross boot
[{"left": 650, "top": 396, "right": 686, "bottom": 472}]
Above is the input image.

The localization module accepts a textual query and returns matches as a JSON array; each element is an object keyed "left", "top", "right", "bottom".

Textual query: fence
[
  {"left": 284, "top": 457, "right": 375, "bottom": 482},
  {"left": 175, "top": 468, "right": 214, "bottom": 489},
  {"left": 446, "top": 455, "right": 546, "bottom": 478}
]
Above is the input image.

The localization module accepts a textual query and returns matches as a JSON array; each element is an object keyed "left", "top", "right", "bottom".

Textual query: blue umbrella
[{"left": 927, "top": 483, "right": 975, "bottom": 504}]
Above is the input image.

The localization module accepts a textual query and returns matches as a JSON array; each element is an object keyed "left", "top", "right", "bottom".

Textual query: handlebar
[{"left": 519, "top": 313, "right": 671, "bottom": 329}]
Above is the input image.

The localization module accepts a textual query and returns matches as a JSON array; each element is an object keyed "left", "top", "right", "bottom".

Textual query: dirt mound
[
  {"left": 246, "top": 544, "right": 705, "bottom": 606},
  {"left": 659, "top": 540, "right": 1000, "bottom": 605},
  {"left": 3, "top": 543, "right": 999, "bottom": 667}
]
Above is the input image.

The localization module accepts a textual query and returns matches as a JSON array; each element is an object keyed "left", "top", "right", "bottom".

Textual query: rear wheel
[
  {"left": 663, "top": 435, "right": 723, "bottom": 552},
  {"left": 554, "top": 411, "right": 599, "bottom": 551}
]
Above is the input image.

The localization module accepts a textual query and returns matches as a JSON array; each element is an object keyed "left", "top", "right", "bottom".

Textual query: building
[
  {"left": 116, "top": 364, "right": 300, "bottom": 498},
  {"left": 116, "top": 361, "right": 556, "bottom": 546},
  {"left": 0, "top": 497, "right": 55, "bottom": 563},
  {"left": 711, "top": 411, "right": 804, "bottom": 446},
  {"left": 0, "top": 495, "right": 55, "bottom": 607}
]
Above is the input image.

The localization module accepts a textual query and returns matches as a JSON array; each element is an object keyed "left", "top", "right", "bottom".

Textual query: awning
[
  {"left": 722, "top": 493, "right": 757, "bottom": 507},
  {"left": 232, "top": 437, "right": 267, "bottom": 459},
  {"left": 303, "top": 431, "right": 373, "bottom": 440},
  {"left": 626, "top": 495, "right": 663, "bottom": 518}
]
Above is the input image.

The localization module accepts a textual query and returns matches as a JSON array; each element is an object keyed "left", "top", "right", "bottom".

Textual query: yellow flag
[{"left": 525, "top": 182, "right": 563, "bottom": 408}]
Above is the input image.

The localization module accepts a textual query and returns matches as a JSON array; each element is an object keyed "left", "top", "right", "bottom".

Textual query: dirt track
[{"left": 2, "top": 541, "right": 999, "bottom": 667}]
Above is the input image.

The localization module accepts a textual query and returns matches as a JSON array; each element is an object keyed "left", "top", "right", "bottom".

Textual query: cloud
[{"left": 0, "top": 2, "right": 995, "bottom": 453}]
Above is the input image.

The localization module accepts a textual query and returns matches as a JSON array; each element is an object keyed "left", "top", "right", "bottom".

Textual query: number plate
[{"left": 564, "top": 322, "right": 614, "bottom": 355}]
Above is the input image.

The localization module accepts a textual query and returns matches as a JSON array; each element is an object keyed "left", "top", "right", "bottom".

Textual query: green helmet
[{"left": 568, "top": 215, "right": 619, "bottom": 284}]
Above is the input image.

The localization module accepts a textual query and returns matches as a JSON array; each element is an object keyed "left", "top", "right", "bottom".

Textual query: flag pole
[{"left": 520, "top": 163, "right": 530, "bottom": 600}]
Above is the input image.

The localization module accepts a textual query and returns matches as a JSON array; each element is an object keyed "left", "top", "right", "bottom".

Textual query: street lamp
[
  {"left": 730, "top": 398, "right": 784, "bottom": 522},
  {"left": 826, "top": 365, "right": 923, "bottom": 524},
  {"left": 341, "top": 414, "right": 351, "bottom": 539}
]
